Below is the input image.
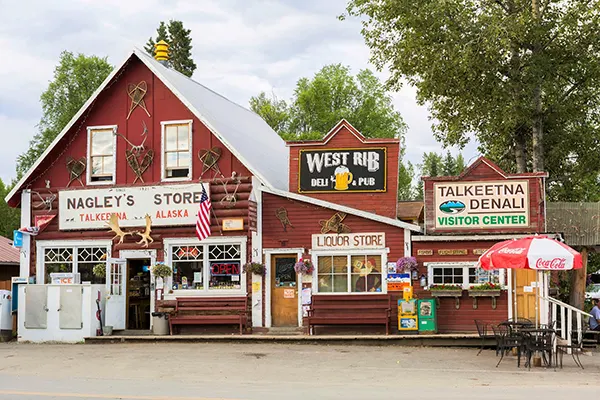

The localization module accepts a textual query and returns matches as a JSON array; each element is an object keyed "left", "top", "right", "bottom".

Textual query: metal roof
[
  {"left": 0, "top": 236, "right": 19, "bottom": 264},
  {"left": 7, "top": 48, "right": 289, "bottom": 204},
  {"left": 547, "top": 202, "right": 600, "bottom": 247},
  {"left": 134, "top": 49, "right": 289, "bottom": 191}
]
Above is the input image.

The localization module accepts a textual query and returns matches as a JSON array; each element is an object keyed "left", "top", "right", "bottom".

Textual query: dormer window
[
  {"left": 161, "top": 120, "right": 192, "bottom": 181},
  {"left": 87, "top": 126, "right": 116, "bottom": 185}
]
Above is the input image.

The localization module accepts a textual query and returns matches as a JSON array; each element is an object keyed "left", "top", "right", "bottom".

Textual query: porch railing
[{"left": 543, "top": 296, "right": 592, "bottom": 352}]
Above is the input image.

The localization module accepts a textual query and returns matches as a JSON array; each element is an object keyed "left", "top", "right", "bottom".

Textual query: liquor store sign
[
  {"left": 58, "top": 183, "right": 209, "bottom": 230},
  {"left": 298, "top": 148, "right": 387, "bottom": 193},
  {"left": 434, "top": 180, "right": 529, "bottom": 229}
]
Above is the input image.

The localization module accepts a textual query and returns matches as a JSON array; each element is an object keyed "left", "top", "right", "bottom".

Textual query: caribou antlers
[
  {"left": 106, "top": 213, "right": 132, "bottom": 244},
  {"left": 134, "top": 214, "right": 154, "bottom": 248}
]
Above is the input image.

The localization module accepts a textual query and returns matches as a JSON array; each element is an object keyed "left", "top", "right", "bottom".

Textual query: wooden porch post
[{"left": 569, "top": 247, "right": 588, "bottom": 310}]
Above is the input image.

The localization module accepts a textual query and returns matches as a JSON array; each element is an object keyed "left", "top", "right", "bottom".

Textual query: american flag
[{"left": 196, "top": 185, "right": 212, "bottom": 241}]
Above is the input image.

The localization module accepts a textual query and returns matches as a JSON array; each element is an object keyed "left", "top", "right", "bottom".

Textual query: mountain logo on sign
[{"left": 439, "top": 200, "right": 466, "bottom": 214}]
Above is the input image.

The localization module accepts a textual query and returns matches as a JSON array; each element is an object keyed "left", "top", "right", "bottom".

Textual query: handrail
[{"left": 543, "top": 296, "right": 593, "bottom": 318}]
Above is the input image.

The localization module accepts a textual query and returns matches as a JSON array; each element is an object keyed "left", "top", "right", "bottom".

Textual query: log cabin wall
[{"left": 17, "top": 56, "right": 253, "bottom": 277}]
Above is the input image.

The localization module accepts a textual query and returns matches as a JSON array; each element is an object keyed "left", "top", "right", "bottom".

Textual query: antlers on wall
[{"left": 106, "top": 213, "right": 154, "bottom": 247}]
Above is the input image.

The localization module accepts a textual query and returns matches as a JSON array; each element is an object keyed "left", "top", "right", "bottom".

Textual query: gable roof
[
  {"left": 7, "top": 48, "right": 289, "bottom": 205},
  {"left": 286, "top": 119, "right": 399, "bottom": 147},
  {"left": 397, "top": 201, "right": 424, "bottom": 221},
  {"left": 421, "top": 156, "right": 548, "bottom": 182},
  {"left": 262, "top": 186, "right": 422, "bottom": 232},
  {"left": 0, "top": 236, "right": 19, "bottom": 264}
]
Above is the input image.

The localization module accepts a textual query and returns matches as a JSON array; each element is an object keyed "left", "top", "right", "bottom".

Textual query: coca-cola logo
[
  {"left": 535, "top": 258, "right": 567, "bottom": 270},
  {"left": 498, "top": 247, "right": 526, "bottom": 255}
]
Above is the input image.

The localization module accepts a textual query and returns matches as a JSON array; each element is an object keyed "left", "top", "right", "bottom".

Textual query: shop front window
[
  {"left": 78, "top": 247, "right": 108, "bottom": 284},
  {"left": 172, "top": 246, "right": 203, "bottom": 290},
  {"left": 209, "top": 244, "right": 241, "bottom": 290},
  {"left": 316, "top": 254, "right": 383, "bottom": 294},
  {"left": 429, "top": 264, "right": 503, "bottom": 289},
  {"left": 44, "top": 247, "right": 73, "bottom": 284}
]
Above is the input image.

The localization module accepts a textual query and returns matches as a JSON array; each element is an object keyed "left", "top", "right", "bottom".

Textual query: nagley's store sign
[
  {"left": 58, "top": 183, "right": 208, "bottom": 230},
  {"left": 298, "top": 148, "right": 387, "bottom": 193},
  {"left": 433, "top": 180, "right": 529, "bottom": 229}
]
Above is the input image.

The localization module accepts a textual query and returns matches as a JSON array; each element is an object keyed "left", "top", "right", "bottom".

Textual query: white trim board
[
  {"left": 412, "top": 234, "right": 539, "bottom": 242},
  {"left": 261, "top": 186, "right": 421, "bottom": 233}
]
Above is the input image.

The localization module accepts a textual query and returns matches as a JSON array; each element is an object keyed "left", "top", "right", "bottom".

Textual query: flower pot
[
  {"left": 430, "top": 290, "right": 463, "bottom": 297},
  {"left": 467, "top": 289, "right": 502, "bottom": 309}
]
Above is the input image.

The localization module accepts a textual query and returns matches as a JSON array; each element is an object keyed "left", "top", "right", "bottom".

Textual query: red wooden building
[{"left": 7, "top": 45, "right": 551, "bottom": 337}]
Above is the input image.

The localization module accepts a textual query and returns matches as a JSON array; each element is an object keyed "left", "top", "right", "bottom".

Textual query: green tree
[
  {"left": 344, "top": 0, "right": 600, "bottom": 191},
  {"left": 16, "top": 51, "right": 113, "bottom": 178},
  {"left": 0, "top": 179, "right": 20, "bottom": 238},
  {"left": 414, "top": 152, "right": 465, "bottom": 200},
  {"left": 145, "top": 20, "right": 196, "bottom": 77},
  {"left": 251, "top": 64, "right": 406, "bottom": 140},
  {"left": 398, "top": 160, "right": 415, "bottom": 201}
]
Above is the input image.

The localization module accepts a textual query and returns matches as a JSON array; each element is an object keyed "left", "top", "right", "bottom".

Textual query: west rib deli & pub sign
[
  {"left": 298, "top": 148, "right": 387, "bottom": 193},
  {"left": 434, "top": 180, "right": 529, "bottom": 229}
]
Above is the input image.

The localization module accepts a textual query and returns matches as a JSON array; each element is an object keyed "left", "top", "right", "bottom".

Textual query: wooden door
[
  {"left": 515, "top": 269, "right": 537, "bottom": 320},
  {"left": 271, "top": 255, "right": 298, "bottom": 327}
]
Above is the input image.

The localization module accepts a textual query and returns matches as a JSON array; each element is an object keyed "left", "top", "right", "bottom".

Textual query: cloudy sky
[{"left": 0, "top": 0, "right": 478, "bottom": 184}]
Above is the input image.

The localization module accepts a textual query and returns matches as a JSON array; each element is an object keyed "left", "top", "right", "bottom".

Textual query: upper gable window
[
  {"left": 87, "top": 126, "right": 116, "bottom": 185},
  {"left": 161, "top": 120, "right": 192, "bottom": 181}
]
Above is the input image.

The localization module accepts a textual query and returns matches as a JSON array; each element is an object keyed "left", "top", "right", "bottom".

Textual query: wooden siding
[{"left": 288, "top": 124, "right": 400, "bottom": 219}]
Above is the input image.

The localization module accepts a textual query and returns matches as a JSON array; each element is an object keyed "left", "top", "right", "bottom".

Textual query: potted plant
[
  {"left": 294, "top": 258, "right": 314, "bottom": 275},
  {"left": 396, "top": 256, "right": 418, "bottom": 279},
  {"left": 243, "top": 262, "right": 266, "bottom": 276},
  {"left": 468, "top": 282, "right": 502, "bottom": 309}
]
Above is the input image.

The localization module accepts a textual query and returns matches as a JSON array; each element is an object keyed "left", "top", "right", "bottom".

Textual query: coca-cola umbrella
[
  {"left": 478, "top": 236, "right": 583, "bottom": 271},
  {"left": 477, "top": 236, "right": 582, "bottom": 327}
]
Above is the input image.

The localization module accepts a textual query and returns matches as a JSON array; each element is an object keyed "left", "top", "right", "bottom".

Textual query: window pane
[
  {"left": 165, "top": 126, "right": 178, "bottom": 150},
  {"left": 454, "top": 268, "right": 462, "bottom": 276},
  {"left": 318, "top": 256, "right": 332, "bottom": 273},
  {"left": 177, "top": 125, "right": 189, "bottom": 150},
  {"left": 333, "top": 256, "right": 347, "bottom": 273},
  {"left": 433, "top": 268, "right": 442, "bottom": 276},
  {"left": 166, "top": 152, "right": 178, "bottom": 167},
  {"left": 209, "top": 262, "right": 241, "bottom": 290},
  {"left": 351, "top": 255, "right": 382, "bottom": 292},
  {"left": 103, "top": 156, "right": 114, "bottom": 173},
  {"left": 333, "top": 275, "right": 348, "bottom": 292},
  {"left": 45, "top": 263, "right": 73, "bottom": 284},
  {"left": 318, "top": 274, "right": 333, "bottom": 292},
  {"left": 173, "top": 261, "right": 203, "bottom": 290},
  {"left": 92, "top": 157, "right": 103, "bottom": 175},
  {"left": 78, "top": 263, "right": 105, "bottom": 285},
  {"left": 92, "top": 130, "right": 113, "bottom": 155},
  {"left": 177, "top": 151, "right": 190, "bottom": 167},
  {"left": 433, "top": 276, "right": 442, "bottom": 284}
]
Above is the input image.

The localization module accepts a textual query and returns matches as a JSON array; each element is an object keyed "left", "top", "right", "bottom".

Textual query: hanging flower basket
[
  {"left": 152, "top": 264, "right": 172, "bottom": 279},
  {"left": 396, "top": 256, "right": 418, "bottom": 274},
  {"left": 93, "top": 263, "right": 106, "bottom": 278},
  {"left": 294, "top": 258, "right": 314, "bottom": 275},
  {"left": 243, "top": 262, "right": 266, "bottom": 276}
]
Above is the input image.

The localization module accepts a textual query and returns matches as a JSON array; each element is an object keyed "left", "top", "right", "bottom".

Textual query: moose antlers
[{"left": 106, "top": 213, "right": 153, "bottom": 247}]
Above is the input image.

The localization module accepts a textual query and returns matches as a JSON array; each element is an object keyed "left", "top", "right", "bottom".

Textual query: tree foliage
[
  {"left": 145, "top": 20, "right": 197, "bottom": 77},
  {"left": 250, "top": 64, "right": 406, "bottom": 140},
  {"left": 0, "top": 179, "right": 20, "bottom": 239},
  {"left": 414, "top": 152, "right": 465, "bottom": 200},
  {"left": 345, "top": 0, "right": 600, "bottom": 200},
  {"left": 16, "top": 51, "right": 113, "bottom": 178}
]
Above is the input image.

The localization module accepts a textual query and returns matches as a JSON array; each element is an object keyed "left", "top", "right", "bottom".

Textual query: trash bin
[{"left": 152, "top": 312, "right": 169, "bottom": 335}]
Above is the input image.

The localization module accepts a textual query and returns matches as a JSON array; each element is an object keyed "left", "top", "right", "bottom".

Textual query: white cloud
[{"left": 0, "top": 0, "right": 478, "bottom": 183}]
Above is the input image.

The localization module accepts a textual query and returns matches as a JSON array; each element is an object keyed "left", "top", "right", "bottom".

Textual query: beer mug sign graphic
[{"left": 333, "top": 165, "right": 353, "bottom": 191}]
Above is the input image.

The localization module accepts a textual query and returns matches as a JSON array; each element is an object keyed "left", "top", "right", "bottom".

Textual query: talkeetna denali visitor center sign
[
  {"left": 434, "top": 180, "right": 529, "bottom": 229},
  {"left": 298, "top": 148, "right": 387, "bottom": 193},
  {"left": 58, "top": 183, "right": 208, "bottom": 230}
]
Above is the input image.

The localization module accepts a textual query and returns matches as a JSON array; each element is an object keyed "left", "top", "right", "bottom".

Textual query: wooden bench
[
  {"left": 169, "top": 296, "right": 249, "bottom": 335},
  {"left": 307, "top": 294, "right": 392, "bottom": 335}
]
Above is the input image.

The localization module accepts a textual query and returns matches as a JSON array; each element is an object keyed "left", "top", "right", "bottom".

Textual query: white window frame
[
  {"left": 425, "top": 262, "right": 506, "bottom": 290},
  {"left": 161, "top": 120, "right": 193, "bottom": 182},
  {"left": 310, "top": 249, "right": 389, "bottom": 294},
  {"left": 36, "top": 240, "right": 112, "bottom": 284},
  {"left": 163, "top": 236, "right": 247, "bottom": 297},
  {"left": 86, "top": 125, "right": 117, "bottom": 185}
]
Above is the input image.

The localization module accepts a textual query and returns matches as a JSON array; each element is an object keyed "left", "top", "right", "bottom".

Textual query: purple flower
[{"left": 396, "top": 257, "right": 418, "bottom": 273}]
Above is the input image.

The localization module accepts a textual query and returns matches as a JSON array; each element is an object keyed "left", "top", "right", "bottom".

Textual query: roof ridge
[{"left": 133, "top": 48, "right": 258, "bottom": 118}]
